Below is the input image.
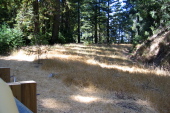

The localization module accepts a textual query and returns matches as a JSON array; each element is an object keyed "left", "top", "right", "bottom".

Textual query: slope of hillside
[
  {"left": 0, "top": 44, "right": 169, "bottom": 113},
  {"left": 132, "top": 28, "right": 170, "bottom": 70}
]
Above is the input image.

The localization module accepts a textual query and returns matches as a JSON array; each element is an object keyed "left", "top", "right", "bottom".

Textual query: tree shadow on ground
[
  {"left": 38, "top": 54, "right": 170, "bottom": 113},
  {"left": 0, "top": 44, "right": 169, "bottom": 113}
]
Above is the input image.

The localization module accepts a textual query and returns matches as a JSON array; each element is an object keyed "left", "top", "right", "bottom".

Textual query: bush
[
  {"left": 0, "top": 24, "right": 24, "bottom": 54},
  {"left": 28, "top": 33, "right": 49, "bottom": 45}
]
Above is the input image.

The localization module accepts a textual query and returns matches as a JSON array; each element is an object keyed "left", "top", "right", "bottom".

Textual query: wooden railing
[{"left": 0, "top": 67, "right": 37, "bottom": 113}]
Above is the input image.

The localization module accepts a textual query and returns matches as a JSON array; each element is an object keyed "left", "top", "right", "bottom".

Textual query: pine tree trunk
[
  {"left": 77, "top": 1, "right": 81, "bottom": 43},
  {"left": 107, "top": 0, "right": 110, "bottom": 43},
  {"left": 94, "top": 1, "right": 98, "bottom": 44},
  {"left": 33, "top": 0, "right": 40, "bottom": 34},
  {"left": 51, "top": 0, "right": 60, "bottom": 44},
  {"left": 98, "top": 0, "right": 101, "bottom": 43}
]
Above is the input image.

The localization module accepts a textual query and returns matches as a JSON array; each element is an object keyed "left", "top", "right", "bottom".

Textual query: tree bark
[
  {"left": 33, "top": 0, "right": 40, "bottom": 34},
  {"left": 107, "top": 0, "right": 110, "bottom": 43},
  {"left": 51, "top": 0, "right": 60, "bottom": 44},
  {"left": 77, "top": 1, "right": 81, "bottom": 43},
  {"left": 94, "top": 1, "right": 98, "bottom": 44},
  {"left": 98, "top": 0, "right": 101, "bottom": 43}
]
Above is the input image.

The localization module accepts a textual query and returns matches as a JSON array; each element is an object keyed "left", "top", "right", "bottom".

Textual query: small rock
[{"left": 48, "top": 73, "right": 58, "bottom": 78}]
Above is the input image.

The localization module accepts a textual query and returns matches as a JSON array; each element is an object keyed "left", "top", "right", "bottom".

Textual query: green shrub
[
  {"left": 28, "top": 33, "right": 49, "bottom": 45},
  {"left": 0, "top": 24, "right": 24, "bottom": 54}
]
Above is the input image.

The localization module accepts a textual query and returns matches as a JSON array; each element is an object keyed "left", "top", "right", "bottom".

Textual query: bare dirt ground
[{"left": 0, "top": 44, "right": 166, "bottom": 113}]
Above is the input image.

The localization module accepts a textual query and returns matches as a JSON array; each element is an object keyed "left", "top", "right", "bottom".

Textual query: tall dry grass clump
[{"left": 39, "top": 44, "right": 170, "bottom": 113}]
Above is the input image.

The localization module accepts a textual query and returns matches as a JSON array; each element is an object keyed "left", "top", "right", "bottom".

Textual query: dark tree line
[{"left": 0, "top": 0, "right": 169, "bottom": 51}]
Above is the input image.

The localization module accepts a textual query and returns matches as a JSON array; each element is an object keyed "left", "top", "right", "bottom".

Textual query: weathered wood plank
[
  {"left": 8, "top": 82, "right": 21, "bottom": 101},
  {"left": 0, "top": 67, "right": 10, "bottom": 82},
  {"left": 0, "top": 68, "right": 37, "bottom": 113},
  {"left": 20, "top": 81, "right": 37, "bottom": 113}
]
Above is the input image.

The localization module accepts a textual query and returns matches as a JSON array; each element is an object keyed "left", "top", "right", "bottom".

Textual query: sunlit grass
[
  {"left": 8, "top": 43, "right": 170, "bottom": 112},
  {"left": 71, "top": 95, "right": 99, "bottom": 103}
]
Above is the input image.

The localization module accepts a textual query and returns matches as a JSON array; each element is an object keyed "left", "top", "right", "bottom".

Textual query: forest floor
[{"left": 0, "top": 44, "right": 170, "bottom": 113}]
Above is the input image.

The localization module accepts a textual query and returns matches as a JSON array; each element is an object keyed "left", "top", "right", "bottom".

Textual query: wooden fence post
[
  {"left": 0, "top": 67, "right": 10, "bottom": 82},
  {"left": 20, "top": 81, "right": 37, "bottom": 113},
  {"left": 8, "top": 82, "right": 21, "bottom": 101},
  {"left": 0, "top": 68, "right": 37, "bottom": 113}
]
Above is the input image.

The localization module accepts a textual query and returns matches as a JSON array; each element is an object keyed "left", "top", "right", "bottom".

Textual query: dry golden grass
[
  {"left": 37, "top": 43, "right": 170, "bottom": 113},
  {"left": 1, "top": 43, "right": 169, "bottom": 112}
]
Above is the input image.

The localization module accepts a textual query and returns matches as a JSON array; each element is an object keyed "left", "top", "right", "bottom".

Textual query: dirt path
[{"left": 0, "top": 44, "right": 158, "bottom": 113}]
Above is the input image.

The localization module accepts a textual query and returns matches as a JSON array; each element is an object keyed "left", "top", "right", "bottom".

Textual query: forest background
[{"left": 0, "top": 0, "right": 170, "bottom": 54}]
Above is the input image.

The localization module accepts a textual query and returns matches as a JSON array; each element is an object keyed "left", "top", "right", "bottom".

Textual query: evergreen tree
[{"left": 1, "top": 0, "right": 169, "bottom": 45}]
